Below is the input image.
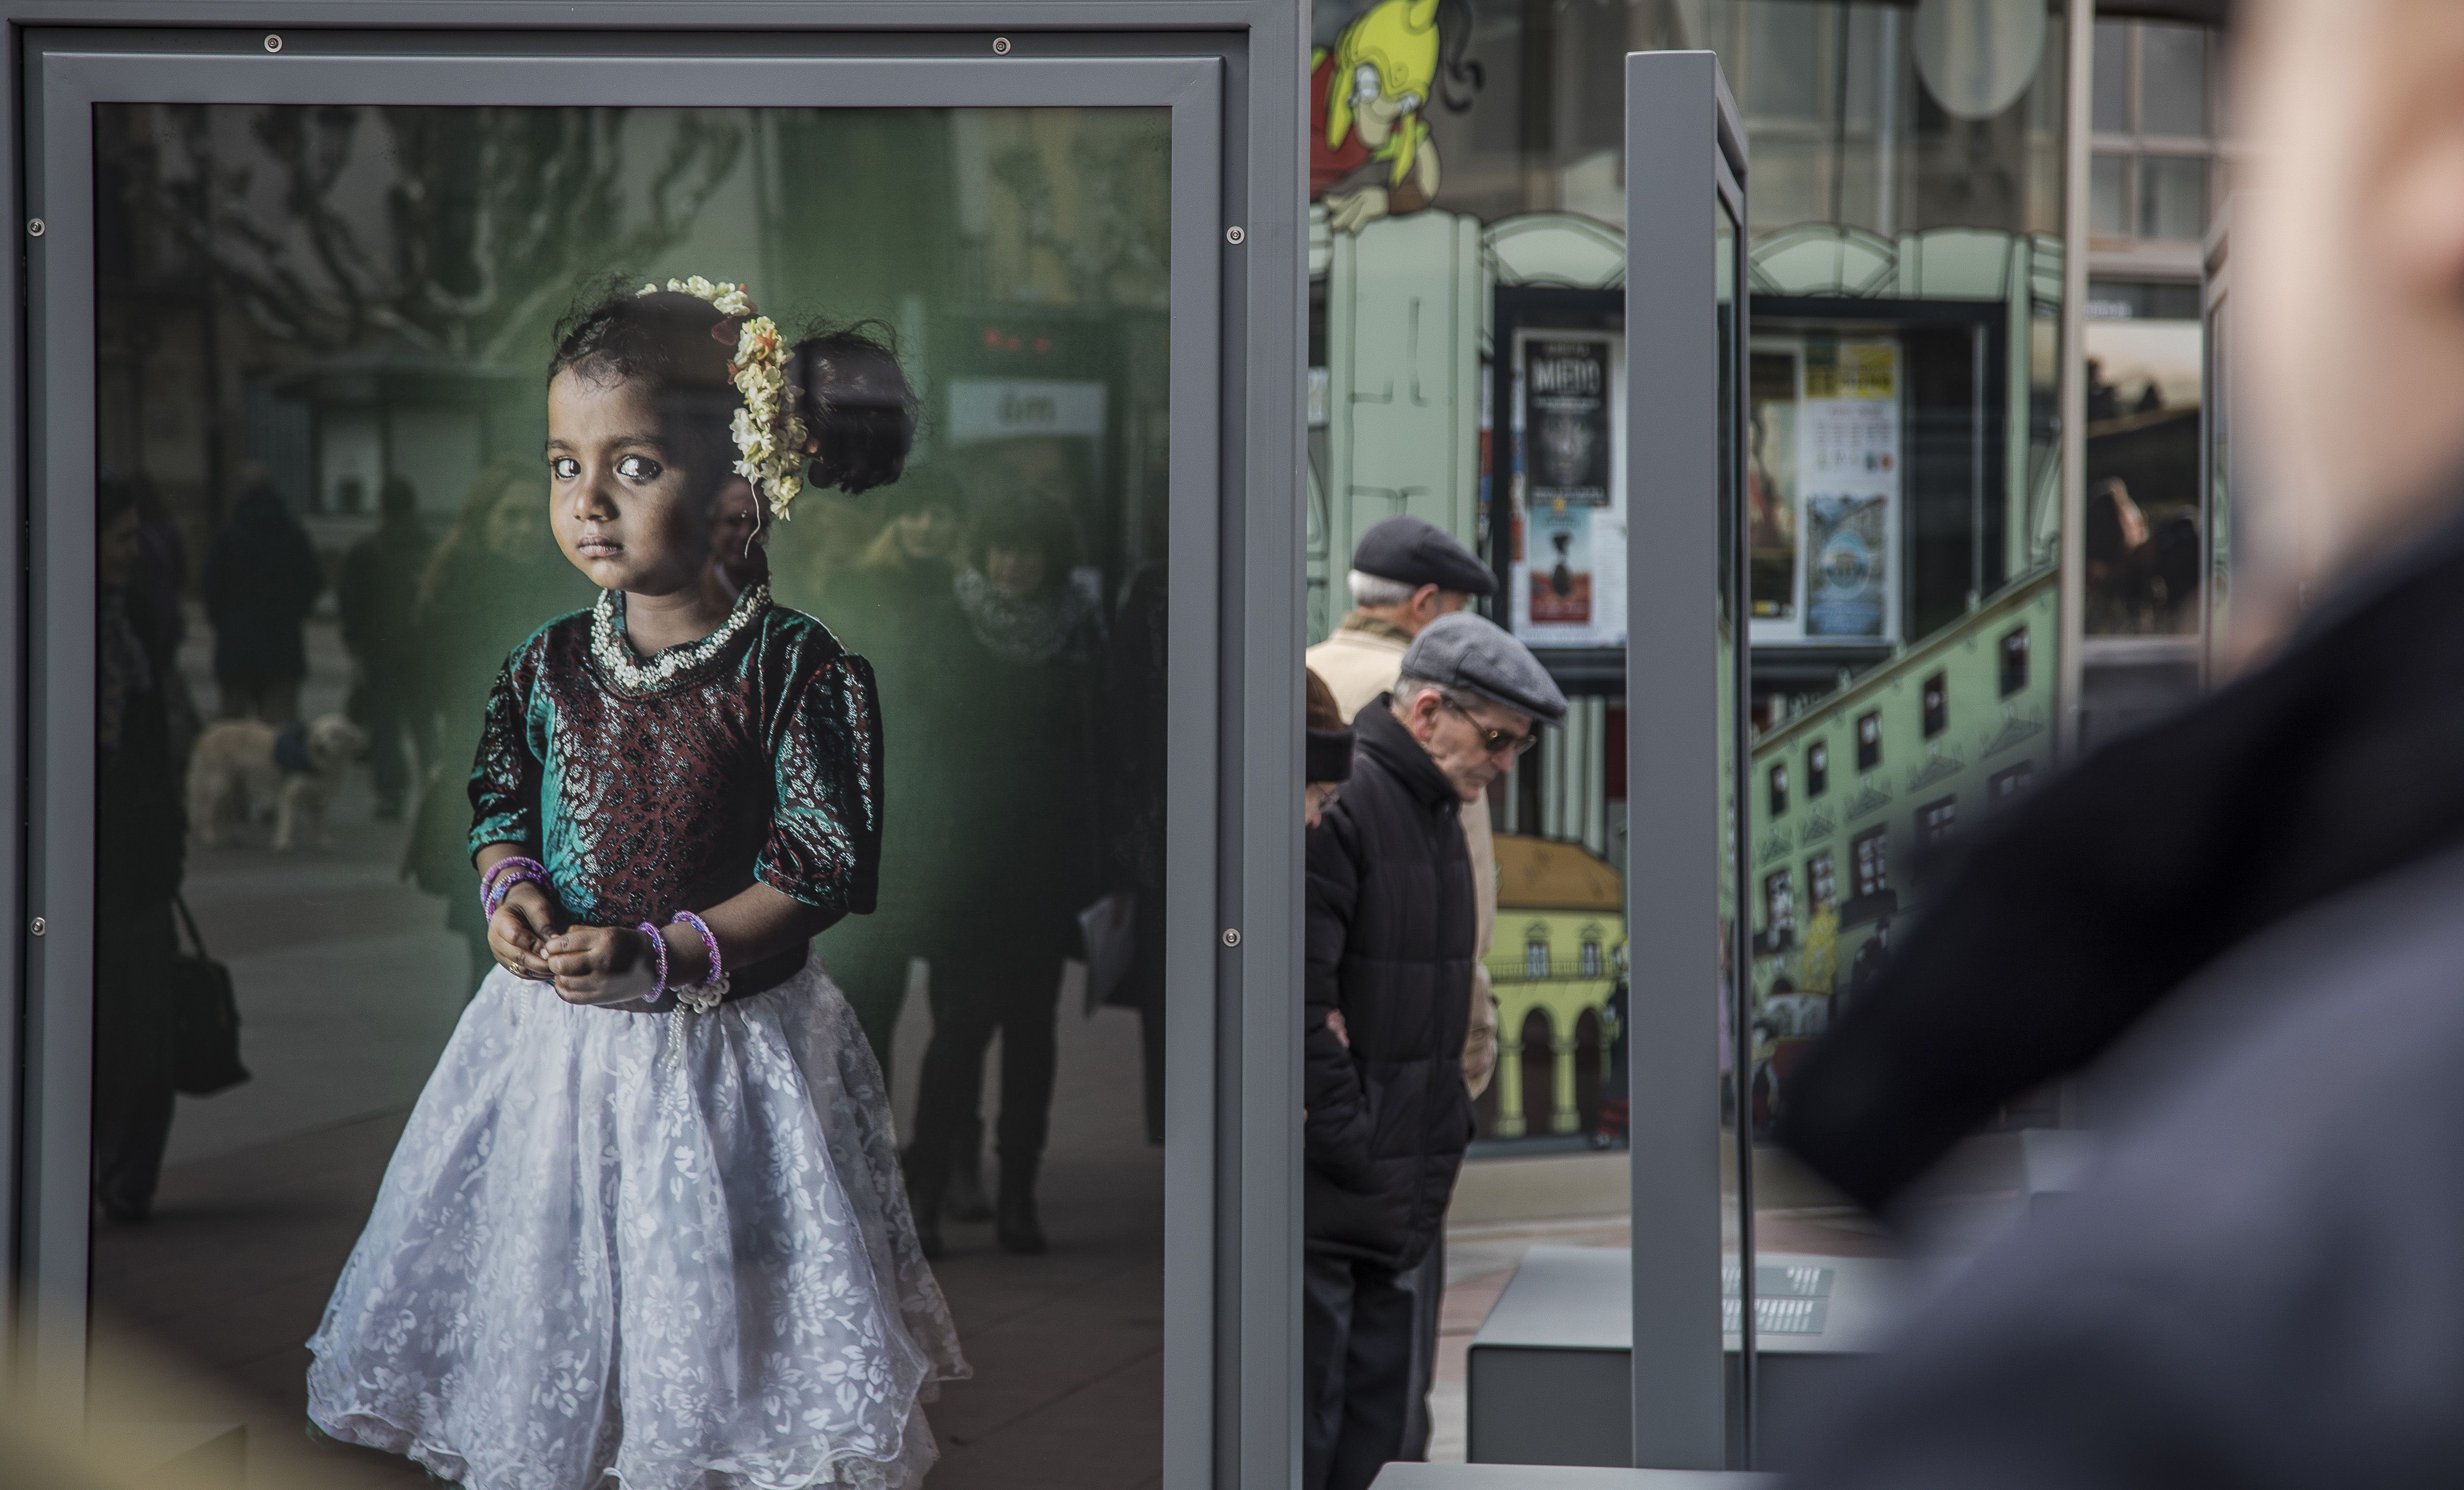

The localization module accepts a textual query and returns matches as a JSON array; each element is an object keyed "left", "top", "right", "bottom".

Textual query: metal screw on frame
[
  {"left": 29, "top": 917, "right": 46, "bottom": 937},
  {"left": 1221, "top": 928, "right": 1240, "bottom": 947},
  {"left": 1225, "top": 226, "right": 1245, "bottom": 245},
  {"left": 25, "top": 219, "right": 42, "bottom": 238},
  {"left": 991, "top": 36, "right": 1011, "bottom": 54},
  {"left": 263, "top": 34, "right": 283, "bottom": 52}
]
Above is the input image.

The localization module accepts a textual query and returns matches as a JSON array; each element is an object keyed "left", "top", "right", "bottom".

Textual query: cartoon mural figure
[{"left": 1312, "top": 0, "right": 1483, "bottom": 233}]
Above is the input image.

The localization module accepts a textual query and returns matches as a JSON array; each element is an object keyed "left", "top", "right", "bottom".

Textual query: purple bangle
[
  {"left": 670, "top": 910, "right": 723, "bottom": 987},
  {"left": 483, "top": 863, "right": 546, "bottom": 920},
  {"left": 636, "top": 921, "right": 669, "bottom": 1004},
  {"left": 482, "top": 855, "right": 543, "bottom": 897}
]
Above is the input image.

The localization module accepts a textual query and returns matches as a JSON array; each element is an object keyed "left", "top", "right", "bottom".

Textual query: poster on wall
[
  {"left": 1748, "top": 346, "right": 1803, "bottom": 632},
  {"left": 1799, "top": 337, "right": 1901, "bottom": 641},
  {"left": 1512, "top": 331, "right": 1626, "bottom": 648}
]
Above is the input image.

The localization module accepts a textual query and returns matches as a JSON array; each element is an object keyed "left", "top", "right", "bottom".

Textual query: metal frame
[
  {"left": 5, "top": 9, "right": 1306, "bottom": 1490},
  {"left": 1623, "top": 48, "right": 1748, "bottom": 1472}
]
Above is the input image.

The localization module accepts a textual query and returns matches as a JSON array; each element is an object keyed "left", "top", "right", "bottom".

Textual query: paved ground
[{"left": 89, "top": 615, "right": 1164, "bottom": 1488}]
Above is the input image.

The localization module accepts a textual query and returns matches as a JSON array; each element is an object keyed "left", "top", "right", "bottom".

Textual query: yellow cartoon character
[{"left": 1311, "top": 0, "right": 1483, "bottom": 234}]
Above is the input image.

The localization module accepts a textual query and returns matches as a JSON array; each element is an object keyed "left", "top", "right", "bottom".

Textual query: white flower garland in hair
[{"left": 639, "top": 277, "right": 811, "bottom": 521}]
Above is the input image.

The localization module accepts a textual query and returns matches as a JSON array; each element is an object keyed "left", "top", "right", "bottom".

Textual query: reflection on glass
[
  {"left": 2089, "top": 154, "right": 2130, "bottom": 237},
  {"left": 2084, "top": 292, "right": 2205, "bottom": 636},
  {"left": 91, "top": 101, "right": 1169, "bottom": 1489},
  {"left": 2138, "top": 155, "right": 2211, "bottom": 243},
  {"left": 2137, "top": 23, "right": 2210, "bottom": 138},
  {"left": 2091, "top": 20, "right": 2131, "bottom": 133},
  {"left": 1715, "top": 195, "right": 1756, "bottom": 1435}
]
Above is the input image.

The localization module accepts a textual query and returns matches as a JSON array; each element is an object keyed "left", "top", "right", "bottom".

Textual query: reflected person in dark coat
[
  {"left": 202, "top": 467, "right": 323, "bottom": 724},
  {"left": 902, "top": 494, "right": 1102, "bottom": 1259},
  {"left": 94, "top": 478, "right": 187, "bottom": 1224},
  {"left": 1305, "top": 613, "right": 1564, "bottom": 1490}
]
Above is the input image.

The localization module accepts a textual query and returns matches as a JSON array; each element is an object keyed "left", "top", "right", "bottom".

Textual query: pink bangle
[
  {"left": 669, "top": 910, "right": 723, "bottom": 987},
  {"left": 636, "top": 922, "right": 669, "bottom": 1004}
]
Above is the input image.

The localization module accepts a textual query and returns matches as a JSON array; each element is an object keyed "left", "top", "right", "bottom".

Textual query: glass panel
[
  {"left": 2139, "top": 155, "right": 2212, "bottom": 242},
  {"left": 2092, "top": 20, "right": 2133, "bottom": 134},
  {"left": 1716, "top": 194, "right": 1755, "bottom": 1436},
  {"left": 2137, "top": 23, "right": 2210, "bottom": 138},
  {"left": 2090, "top": 154, "right": 2131, "bottom": 236},
  {"left": 91, "top": 100, "right": 1172, "bottom": 1488},
  {"left": 2207, "top": 294, "right": 2233, "bottom": 654}
]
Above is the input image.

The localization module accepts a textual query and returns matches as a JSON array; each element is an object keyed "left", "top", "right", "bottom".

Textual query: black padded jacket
[{"left": 1304, "top": 696, "right": 1477, "bottom": 1270}]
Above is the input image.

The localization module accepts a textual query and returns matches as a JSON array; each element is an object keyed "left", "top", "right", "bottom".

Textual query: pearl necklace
[{"left": 590, "top": 583, "right": 770, "bottom": 696}]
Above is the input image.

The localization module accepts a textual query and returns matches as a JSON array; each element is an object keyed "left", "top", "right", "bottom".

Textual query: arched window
[
  {"left": 1574, "top": 1007, "right": 1605, "bottom": 1136},
  {"left": 1519, "top": 1008, "right": 1556, "bottom": 1140}
]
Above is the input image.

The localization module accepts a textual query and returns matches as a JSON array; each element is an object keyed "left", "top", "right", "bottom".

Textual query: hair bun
[{"left": 793, "top": 324, "right": 917, "bottom": 497}]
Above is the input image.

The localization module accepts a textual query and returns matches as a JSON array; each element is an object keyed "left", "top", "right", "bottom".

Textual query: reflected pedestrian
[
  {"left": 339, "top": 475, "right": 430, "bottom": 820},
  {"left": 903, "top": 494, "right": 1102, "bottom": 1258},
  {"left": 402, "top": 458, "right": 594, "bottom": 976},
  {"left": 811, "top": 465, "right": 973, "bottom": 1073},
  {"left": 202, "top": 462, "right": 323, "bottom": 724},
  {"left": 94, "top": 478, "right": 187, "bottom": 1224},
  {"left": 1306, "top": 613, "right": 1565, "bottom": 1490}
]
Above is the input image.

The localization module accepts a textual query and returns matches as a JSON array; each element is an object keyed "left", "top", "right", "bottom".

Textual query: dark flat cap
[
  {"left": 1400, "top": 612, "right": 1568, "bottom": 726},
  {"left": 1352, "top": 515, "right": 1496, "bottom": 598}
]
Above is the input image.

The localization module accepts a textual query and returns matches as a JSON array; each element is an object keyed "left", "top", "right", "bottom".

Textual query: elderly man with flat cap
[
  {"left": 1306, "top": 516, "right": 1511, "bottom": 1456},
  {"left": 1303, "top": 612, "right": 1566, "bottom": 1490},
  {"left": 1307, "top": 516, "right": 1506, "bottom": 1109}
]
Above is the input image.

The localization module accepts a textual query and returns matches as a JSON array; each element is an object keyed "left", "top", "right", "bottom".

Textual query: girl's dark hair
[{"left": 548, "top": 283, "right": 918, "bottom": 506}]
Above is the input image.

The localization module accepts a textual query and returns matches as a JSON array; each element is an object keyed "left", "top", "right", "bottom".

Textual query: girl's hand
[
  {"left": 489, "top": 882, "right": 561, "bottom": 982},
  {"left": 541, "top": 923, "right": 662, "bottom": 1006}
]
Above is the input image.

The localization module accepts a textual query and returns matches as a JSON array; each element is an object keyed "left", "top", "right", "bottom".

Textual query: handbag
[{"left": 170, "top": 894, "right": 250, "bottom": 1097}]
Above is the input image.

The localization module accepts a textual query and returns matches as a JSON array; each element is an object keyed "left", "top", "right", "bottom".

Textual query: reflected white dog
[{"left": 187, "top": 712, "right": 368, "bottom": 851}]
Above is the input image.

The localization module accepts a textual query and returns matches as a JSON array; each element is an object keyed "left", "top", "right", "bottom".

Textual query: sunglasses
[{"left": 1440, "top": 695, "right": 1538, "bottom": 758}]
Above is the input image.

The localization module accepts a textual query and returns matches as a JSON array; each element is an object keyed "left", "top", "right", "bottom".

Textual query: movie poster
[
  {"left": 1800, "top": 338, "right": 1901, "bottom": 640},
  {"left": 1513, "top": 331, "right": 1626, "bottom": 647},
  {"left": 1527, "top": 339, "right": 1612, "bottom": 508}
]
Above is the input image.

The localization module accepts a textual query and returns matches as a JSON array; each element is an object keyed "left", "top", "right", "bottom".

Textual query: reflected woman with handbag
[{"left": 93, "top": 477, "right": 188, "bottom": 1224}]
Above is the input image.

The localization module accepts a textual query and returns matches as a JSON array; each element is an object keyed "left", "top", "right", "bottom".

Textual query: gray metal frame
[
  {"left": 1623, "top": 49, "right": 1748, "bottom": 1472},
  {"left": 6, "top": 9, "right": 1307, "bottom": 1489}
]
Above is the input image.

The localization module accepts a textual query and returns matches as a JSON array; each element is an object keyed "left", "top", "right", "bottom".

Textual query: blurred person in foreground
[
  {"left": 1306, "top": 515, "right": 1508, "bottom": 1460},
  {"left": 1781, "top": 3, "right": 2464, "bottom": 1484},
  {"left": 338, "top": 475, "right": 431, "bottom": 821},
  {"left": 1305, "top": 613, "right": 1564, "bottom": 1490}
]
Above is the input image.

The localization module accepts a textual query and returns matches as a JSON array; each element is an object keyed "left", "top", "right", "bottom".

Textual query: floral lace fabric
[{"left": 307, "top": 964, "right": 968, "bottom": 1490}]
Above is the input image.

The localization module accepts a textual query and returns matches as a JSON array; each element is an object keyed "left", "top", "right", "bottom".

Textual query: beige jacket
[{"left": 1305, "top": 612, "right": 1503, "bottom": 1097}]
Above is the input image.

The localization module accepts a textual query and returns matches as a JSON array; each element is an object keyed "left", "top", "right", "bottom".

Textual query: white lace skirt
[{"left": 306, "top": 963, "right": 968, "bottom": 1490}]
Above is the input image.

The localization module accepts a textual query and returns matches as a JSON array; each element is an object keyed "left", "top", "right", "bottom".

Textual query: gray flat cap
[
  {"left": 1400, "top": 612, "right": 1568, "bottom": 726},
  {"left": 1352, "top": 515, "right": 1497, "bottom": 597}
]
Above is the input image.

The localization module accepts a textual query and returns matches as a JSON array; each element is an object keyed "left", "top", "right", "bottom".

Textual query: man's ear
[{"left": 1410, "top": 582, "right": 1442, "bottom": 620}]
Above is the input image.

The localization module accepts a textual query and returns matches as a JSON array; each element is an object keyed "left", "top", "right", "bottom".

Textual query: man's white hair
[
  {"left": 1391, "top": 673, "right": 1462, "bottom": 709},
  {"left": 1348, "top": 568, "right": 1419, "bottom": 609}
]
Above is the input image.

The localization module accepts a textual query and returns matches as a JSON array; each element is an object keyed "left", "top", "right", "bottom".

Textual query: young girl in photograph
[{"left": 306, "top": 278, "right": 967, "bottom": 1489}]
